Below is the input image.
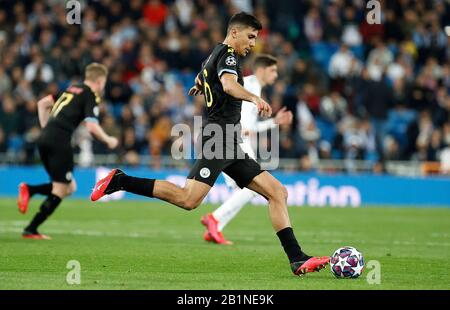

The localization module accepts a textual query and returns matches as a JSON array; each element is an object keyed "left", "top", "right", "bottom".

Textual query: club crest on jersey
[
  {"left": 225, "top": 56, "right": 236, "bottom": 66},
  {"left": 200, "top": 168, "right": 211, "bottom": 178},
  {"left": 65, "top": 172, "right": 73, "bottom": 181}
]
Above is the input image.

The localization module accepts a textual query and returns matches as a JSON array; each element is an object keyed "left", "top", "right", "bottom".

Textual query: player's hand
[
  {"left": 188, "top": 85, "right": 203, "bottom": 96},
  {"left": 274, "top": 107, "right": 293, "bottom": 125},
  {"left": 253, "top": 97, "right": 272, "bottom": 118},
  {"left": 188, "top": 75, "right": 203, "bottom": 96},
  {"left": 107, "top": 136, "right": 119, "bottom": 149}
]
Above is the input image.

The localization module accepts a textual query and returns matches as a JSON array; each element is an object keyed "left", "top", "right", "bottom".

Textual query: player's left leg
[
  {"left": 17, "top": 182, "right": 53, "bottom": 214},
  {"left": 23, "top": 180, "right": 74, "bottom": 240},
  {"left": 246, "top": 171, "right": 329, "bottom": 275},
  {"left": 23, "top": 144, "right": 74, "bottom": 239},
  {"left": 225, "top": 158, "right": 329, "bottom": 275}
]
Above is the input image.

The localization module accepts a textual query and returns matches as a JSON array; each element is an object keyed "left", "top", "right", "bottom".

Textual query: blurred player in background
[
  {"left": 92, "top": 12, "right": 329, "bottom": 275},
  {"left": 201, "top": 54, "right": 293, "bottom": 245},
  {"left": 17, "top": 63, "right": 118, "bottom": 239}
]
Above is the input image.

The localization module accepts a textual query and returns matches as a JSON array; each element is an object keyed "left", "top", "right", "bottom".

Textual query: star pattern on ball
[
  {"left": 330, "top": 246, "right": 365, "bottom": 278},
  {"left": 353, "top": 263, "right": 364, "bottom": 275}
]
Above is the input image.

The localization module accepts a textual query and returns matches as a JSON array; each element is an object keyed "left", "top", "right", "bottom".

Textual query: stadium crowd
[{"left": 0, "top": 0, "right": 449, "bottom": 172}]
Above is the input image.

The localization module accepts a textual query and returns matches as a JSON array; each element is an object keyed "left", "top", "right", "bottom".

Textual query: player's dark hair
[
  {"left": 227, "top": 12, "right": 262, "bottom": 32},
  {"left": 254, "top": 54, "right": 277, "bottom": 69}
]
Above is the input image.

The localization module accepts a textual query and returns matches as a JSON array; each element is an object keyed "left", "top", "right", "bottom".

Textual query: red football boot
[
  {"left": 17, "top": 183, "right": 30, "bottom": 214},
  {"left": 91, "top": 169, "right": 123, "bottom": 201},
  {"left": 22, "top": 232, "right": 51, "bottom": 240},
  {"left": 201, "top": 214, "right": 232, "bottom": 245},
  {"left": 203, "top": 230, "right": 233, "bottom": 245},
  {"left": 291, "top": 256, "right": 330, "bottom": 275}
]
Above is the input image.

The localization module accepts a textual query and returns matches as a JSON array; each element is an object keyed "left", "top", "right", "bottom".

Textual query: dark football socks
[
  {"left": 276, "top": 227, "right": 311, "bottom": 263},
  {"left": 24, "top": 194, "right": 62, "bottom": 233},
  {"left": 117, "top": 174, "right": 155, "bottom": 198},
  {"left": 27, "top": 183, "right": 53, "bottom": 197}
]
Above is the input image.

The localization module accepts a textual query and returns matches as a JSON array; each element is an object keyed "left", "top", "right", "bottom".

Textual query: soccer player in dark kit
[
  {"left": 18, "top": 63, "right": 118, "bottom": 239},
  {"left": 91, "top": 13, "right": 329, "bottom": 275}
]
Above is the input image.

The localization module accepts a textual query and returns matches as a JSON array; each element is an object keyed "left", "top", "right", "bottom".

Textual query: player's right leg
[
  {"left": 91, "top": 169, "right": 212, "bottom": 211},
  {"left": 92, "top": 157, "right": 225, "bottom": 210}
]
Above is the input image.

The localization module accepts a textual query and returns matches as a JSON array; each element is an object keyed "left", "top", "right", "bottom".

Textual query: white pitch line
[
  {"left": 0, "top": 226, "right": 149, "bottom": 238},
  {"left": 1, "top": 226, "right": 450, "bottom": 248},
  {"left": 1, "top": 223, "right": 450, "bottom": 247}
]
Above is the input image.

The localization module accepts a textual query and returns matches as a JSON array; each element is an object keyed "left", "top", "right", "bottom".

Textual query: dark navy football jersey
[
  {"left": 45, "top": 84, "right": 100, "bottom": 136},
  {"left": 200, "top": 43, "right": 244, "bottom": 127}
]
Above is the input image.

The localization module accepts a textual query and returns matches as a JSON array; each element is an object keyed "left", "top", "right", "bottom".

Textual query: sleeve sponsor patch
[{"left": 225, "top": 56, "right": 237, "bottom": 66}]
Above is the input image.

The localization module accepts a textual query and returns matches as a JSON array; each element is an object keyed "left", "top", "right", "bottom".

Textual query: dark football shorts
[
  {"left": 187, "top": 150, "right": 264, "bottom": 188},
  {"left": 37, "top": 132, "right": 74, "bottom": 184}
]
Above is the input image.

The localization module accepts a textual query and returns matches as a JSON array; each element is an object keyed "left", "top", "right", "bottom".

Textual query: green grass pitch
[{"left": 0, "top": 197, "right": 449, "bottom": 290}]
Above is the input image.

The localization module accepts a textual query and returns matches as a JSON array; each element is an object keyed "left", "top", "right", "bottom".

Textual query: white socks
[{"left": 213, "top": 188, "right": 256, "bottom": 231}]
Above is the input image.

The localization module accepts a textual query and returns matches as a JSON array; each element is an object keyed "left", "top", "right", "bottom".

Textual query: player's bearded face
[{"left": 235, "top": 27, "right": 258, "bottom": 56}]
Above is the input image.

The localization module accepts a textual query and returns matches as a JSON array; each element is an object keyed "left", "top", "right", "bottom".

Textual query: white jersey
[
  {"left": 240, "top": 75, "right": 276, "bottom": 158},
  {"left": 224, "top": 75, "right": 277, "bottom": 189}
]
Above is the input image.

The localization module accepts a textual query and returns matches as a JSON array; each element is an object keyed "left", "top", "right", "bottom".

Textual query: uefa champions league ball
[{"left": 330, "top": 246, "right": 365, "bottom": 278}]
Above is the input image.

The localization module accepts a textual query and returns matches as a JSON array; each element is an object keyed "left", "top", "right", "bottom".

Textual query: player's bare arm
[
  {"left": 220, "top": 73, "right": 272, "bottom": 117},
  {"left": 84, "top": 121, "right": 119, "bottom": 149},
  {"left": 37, "top": 95, "right": 55, "bottom": 128}
]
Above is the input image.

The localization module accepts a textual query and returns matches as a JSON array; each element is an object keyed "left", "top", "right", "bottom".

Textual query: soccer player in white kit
[{"left": 201, "top": 54, "right": 293, "bottom": 244}]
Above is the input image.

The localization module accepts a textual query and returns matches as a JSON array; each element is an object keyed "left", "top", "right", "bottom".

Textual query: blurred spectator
[
  {"left": 296, "top": 90, "right": 316, "bottom": 134},
  {"left": 441, "top": 147, "right": 450, "bottom": 174},
  {"left": 384, "top": 103, "right": 417, "bottom": 159},
  {"left": 0, "top": 127, "right": 7, "bottom": 153},
  {"left": 414, "top": 110, "right": 435, "bottom": 161},
  {"left": 143, "top": 0, "right": 168, "bottom": 27},
  {"left": 24, "top": 53, "right": 54, "bottom": 84},
  {"left": 121, "top": 126, "right": 142, "bottom": 165},
  {"left": 367, "top": 38, "right": 394, "bottom": 81},
  {"left": 106, "top": 69, "right": 133, "bottom": 105},
  {"left": 359, "top": 73, "right": 395, "bottom": 157},
  {"left": 0, "top": 66, "right": 12, "bottom": 94},
  {"left": 341, "top": 5, "right": 362, "bottom": 47},
  {"left": 304, "top": 7, "right": 323, "bottom": 43},
  {"left": 427, "top": 129, "right": 443, "bottom": 161},
  {"left": 319, "top": 91, "right": 347, "bottom": 123},
  {"left": 0, "top": 95, "right": 20, "bottom": 137},
  {"left": 328, "top": 44, "right": 362, "bottom": 79}
]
